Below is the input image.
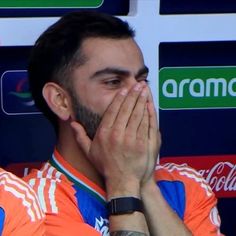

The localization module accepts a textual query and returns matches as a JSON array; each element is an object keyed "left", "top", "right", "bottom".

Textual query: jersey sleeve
[
  {"left": 0, "top": 170, "right": 45, "bottom": 236},
  {"left": 158, "top": 163, "right": 223, "bottom": 236},
  {"left": 183, "top": 168, "right": 222, "bottom": 235},
  {"left": 45, "top": 213, "right": 101, "bottom": 236},
  {"left": 24, "top": 171, "right": 101, "bottom": 236}
]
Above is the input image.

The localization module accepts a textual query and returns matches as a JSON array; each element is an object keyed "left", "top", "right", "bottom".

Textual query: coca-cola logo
[
  {"left": 160, "top": 155, "right": 236, "bottom": 198},
  {"left": 5, "top": 162, "right": 42, "bottom": 178},
  {"left": 199, "top": 162, "right": 236, "bottom": 197}
]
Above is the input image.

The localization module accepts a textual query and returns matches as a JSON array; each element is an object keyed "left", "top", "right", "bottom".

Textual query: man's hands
[
  {"left": 142, "top": 88, "right": 161, "bottom": 186},
  {"left": 71, "top": 82, "right": 160, "bottom": 198},
  {"left": 71, "top": 82, "right": 194, "bottom": 236}
]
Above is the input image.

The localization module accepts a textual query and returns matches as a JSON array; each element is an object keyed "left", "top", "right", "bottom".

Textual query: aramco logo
[{"left": 159, "top": 66, "right": 236, "bottom": 110}]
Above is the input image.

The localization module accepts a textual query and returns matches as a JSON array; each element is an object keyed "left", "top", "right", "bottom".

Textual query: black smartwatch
[{"left": 107, "top": 197, "right": 144, "bottom": 216}]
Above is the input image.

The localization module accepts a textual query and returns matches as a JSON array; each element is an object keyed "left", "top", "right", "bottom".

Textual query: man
[
  {"left": 24, "top": 11, "right": 222, "bottom": 235},
  {"left": 0, "top": 168, "right": 45, "bottom": 235}
]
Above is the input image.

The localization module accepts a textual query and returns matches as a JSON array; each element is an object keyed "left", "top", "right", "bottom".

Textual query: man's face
[{"left": 70, "top": 37, "right": 149, "bottom": 139}]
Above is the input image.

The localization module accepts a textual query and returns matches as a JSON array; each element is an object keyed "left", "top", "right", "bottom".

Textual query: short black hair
[{"left": 28, "top": 11, "right": 135, "bottom": 129}]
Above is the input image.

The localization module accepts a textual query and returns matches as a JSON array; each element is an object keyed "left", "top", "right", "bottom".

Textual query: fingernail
[
  {"left": 120, "top": 88, "right": 128, "bottom": 96},
  {"left": 134, "top": 83, "right": 141, "bottom": 91},
  {"left": 141, "top": 88, "right": 148, "bottom": 97}
]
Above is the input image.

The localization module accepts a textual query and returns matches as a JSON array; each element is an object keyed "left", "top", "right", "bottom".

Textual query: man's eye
[
  {"left": 143, "top": 78, "right": 150, "bottom": 84},
  {"left": 138, "top": 76, "right": 149, "bottom": 84},
  {"left": 104, "top": 79, "right": 121, "bottom": 86}
]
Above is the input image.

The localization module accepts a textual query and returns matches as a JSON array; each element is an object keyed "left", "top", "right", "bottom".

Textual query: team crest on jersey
[{"left": 95, "top": 216, "right": 109, "bottom": 236}]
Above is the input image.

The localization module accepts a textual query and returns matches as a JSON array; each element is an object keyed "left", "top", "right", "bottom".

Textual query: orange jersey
[
  {"left": 24, "top": 149, "right": 222, "bottom": 236},
  {"left": 0, "top": 168, "right": 45, "bottom": 236},
  {"left": 155, "top": 163, "right": 222, "bottom": 235}
]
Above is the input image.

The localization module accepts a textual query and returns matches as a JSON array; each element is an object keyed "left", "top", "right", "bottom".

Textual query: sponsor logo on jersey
[
  {"left": 210, "top": 206, "right": 221, "bottom": 227},
  {"left": 1, "top": 70, "right": 40, "bottom": 115},
  {"left": 159, "top": 66, "right": 236, "bottom": 109},
  {"left": 95, "top": 216, "right": 109, "bottom": 236}
]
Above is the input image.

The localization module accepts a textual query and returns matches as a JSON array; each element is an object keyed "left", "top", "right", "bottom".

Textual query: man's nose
[
  {"left": 125, "top": 77, "right": 147, "bottom": 92},
  {"left": 125, "top": 77, "right": 140, "bottom": 91}
]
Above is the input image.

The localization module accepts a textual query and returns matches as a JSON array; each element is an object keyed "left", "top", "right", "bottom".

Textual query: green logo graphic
[
  {"left": 159, "top": 66, "right": 236, "bottom": 109},
  {"left": 0, "top": 0, "right": 103, "bottom": 8}
]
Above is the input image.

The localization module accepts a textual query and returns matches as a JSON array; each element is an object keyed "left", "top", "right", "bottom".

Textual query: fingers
[
  {"left": 126, "top": 86, "right": 149, "bottom": 133},
  {"left": 146, "top": 86, "right": 158, "bottom": 137},
  {"left": 137, "top": 102, "right": 149, "bottom": 142},
  {"left": 146, "top": 86, "right": 161, "bottom": 156},
  {"left": 70, "top": 121, "right": 91, "bottom": 156},
  {"left": 148, "top": 101, "right": 161, "bottom": 153},
  {"left": 148, "top": 101, "right": 158, "bottom": 134},
  {"left": 99, "top": 88, "right": 128, "bottom": 129},
  {"left": 112, "top": 83, "right": 147, "bottom": 131},
  {"left": 100, "top": 83, "right": 147, "bottom": 133}
]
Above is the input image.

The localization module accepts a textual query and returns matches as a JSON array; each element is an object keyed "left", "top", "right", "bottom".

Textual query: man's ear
[{"left": 42, "top": 82, "right": 72, "bottom": 121}]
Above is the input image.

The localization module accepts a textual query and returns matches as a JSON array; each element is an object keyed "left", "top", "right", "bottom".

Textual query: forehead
[{"left": 79, "top": 37, "right": 144, "bottom": 69}]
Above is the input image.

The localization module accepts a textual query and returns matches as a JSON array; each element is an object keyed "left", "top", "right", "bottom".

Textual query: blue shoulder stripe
[
  {"left": 0, "top": 207, "right": 5, "bottom": 236},
  {"left": 157, "top": 180, "right": 186, "bottom": 220}
]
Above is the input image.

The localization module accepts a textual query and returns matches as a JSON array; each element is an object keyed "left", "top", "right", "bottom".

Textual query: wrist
[
  {"left": 106, "top": 178, "right": 141, "bottom": 200},
  {"left": 141, "top": 177, "right": 158, "bottom": 197}
]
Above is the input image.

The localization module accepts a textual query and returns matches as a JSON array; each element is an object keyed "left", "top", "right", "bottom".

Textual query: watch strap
[{"left": 107, "top": 197, "right": 143, "bottom": 216}]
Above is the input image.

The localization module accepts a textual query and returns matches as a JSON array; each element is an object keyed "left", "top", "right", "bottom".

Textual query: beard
[{"left": 70, "top": 89, "right": 102, "bottom": 140}]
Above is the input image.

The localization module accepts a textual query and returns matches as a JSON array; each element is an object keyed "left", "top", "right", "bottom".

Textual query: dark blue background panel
[
  {"left": 218, "top": 198, "right": 236, "bottom": 236},
  {"left": 159, "top": 41, "right": 236, "bottom": 157},
  {"left": 160, "top": 0, "right": 236, "bottom": 14},
  {"left": 159, "top": 41, "right": 236, "bottom": 236},
  {"left": 0, "top": 46, "right": 56, "bottom": 167}
]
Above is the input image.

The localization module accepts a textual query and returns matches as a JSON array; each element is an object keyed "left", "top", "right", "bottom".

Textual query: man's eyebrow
[
  {"left": 90, "top": 67, "right": 130, "bottom": 79},
  {"left": 135, "top": 66, "right": 149, "bottom": 78},
  {"left": 90, "top": 66, "right": 149, "bottom": 80}
]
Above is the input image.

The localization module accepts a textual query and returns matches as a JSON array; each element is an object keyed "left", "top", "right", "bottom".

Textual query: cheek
[
  {"left": 81, "top": 91, "right": 116, "bottom": 116},
  {"left": 73, "top": 79, "right": 118, "bottom": 115},
  {"left": 91, "top": 94, "right": 115, "bottom": 116}
]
